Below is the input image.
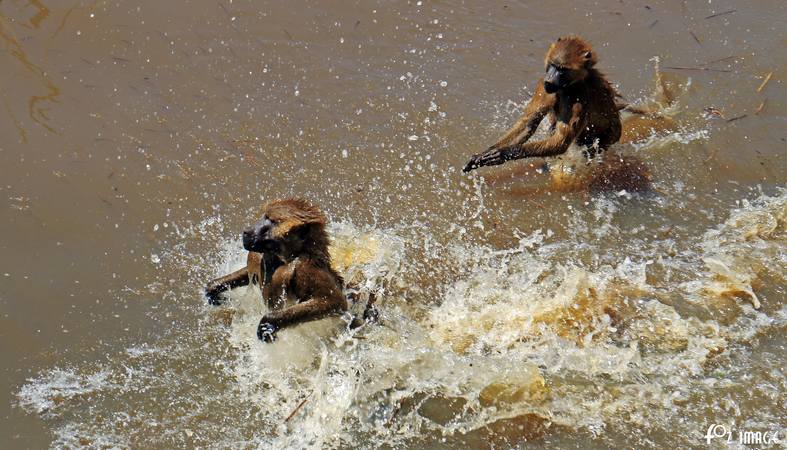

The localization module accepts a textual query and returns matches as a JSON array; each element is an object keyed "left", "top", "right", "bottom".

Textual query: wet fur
[
  {"left": 464, "top": 36, "right": 622, "bottom": 172},
  {"left": 205, "top": 198, "right": 350, "bottom": 342}
]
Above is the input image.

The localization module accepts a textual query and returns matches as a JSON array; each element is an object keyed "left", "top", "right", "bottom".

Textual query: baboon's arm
[
  {"left": 205, "top": 267, "right": 250, "bottom": 305},
  {"left": 257, "top": 265, "right": 347, "bottom": 341},
  {"left": 494, "top": 82, "right": 552, "bottom": 148},
  {"left": 464, "top": 82, "right": 552, "bottom": 172},
  {"left": 257, "top": 296, "right": 344, "bottom": 341},
  {"left": 464, "top": 103, "right": 582, "bottom": 168},
  {"left": 515, "top": 103, "right": 583, "bottom": 157},
  {"left": 261, "top": 296, "right": 342, "bottom": 328}
]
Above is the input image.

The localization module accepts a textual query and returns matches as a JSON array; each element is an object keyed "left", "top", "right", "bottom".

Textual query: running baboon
[
  {"left": 463, "top": 36, "right": 622, "bottom": 172},
  {"left": 206, "top": 198, "right": 365, "bottom": 342}
]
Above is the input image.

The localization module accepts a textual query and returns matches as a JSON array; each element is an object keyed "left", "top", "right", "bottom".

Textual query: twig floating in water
[
  {"left": 665, "top": 66, "right": 732, "bottom": 73},
  {"left": 705, "top": 9, "right": 736, "bottom": 19},
  {"left": 648, "top": 19, "right": 659, "bottom": 29},
  {"left": 755, "top": 99, "right": 767, "bottom": 115},
  {"left": 726, "top": 114, "right": 747, "bottom": 123},
  {"left": 756, "top": 72, "right": 773, "bottom": 93},
  {"left": 706, "top": 55, "right": 736, "bottom": 65},
  {"left": 285, "top": 394, "right": 311, "bottom": 423},
  {"left": 218, "top": 2, "right": 231, "bottom": 18},
  {"left": 703, "top": 106, "right": 726, "bottom": 120},
  {"left": 689, "top": 31, "right": 701, "bottom": 46}
]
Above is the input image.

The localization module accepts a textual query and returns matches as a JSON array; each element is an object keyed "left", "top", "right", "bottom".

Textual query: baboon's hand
[
  {"left": 257, "top": 321, "right": 278, "bottom": 343},
  {"left": 463, "top": 146, "right": 518, "bottom": 172},
  {"left": 204, "top": 284, "right": 225, "bottom": 306}
]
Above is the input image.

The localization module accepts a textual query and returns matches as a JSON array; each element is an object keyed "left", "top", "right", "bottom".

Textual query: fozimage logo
[{"left": 705, "top": 424, "right": 781, "bottom": 445}]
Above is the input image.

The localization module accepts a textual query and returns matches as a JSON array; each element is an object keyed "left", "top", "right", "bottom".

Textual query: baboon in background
[
  {"left": 205, "top": 198, "right": 373, "bottom": 342},
  {"left": 463, "top": 36, "right": 623, "bottom": 172}
]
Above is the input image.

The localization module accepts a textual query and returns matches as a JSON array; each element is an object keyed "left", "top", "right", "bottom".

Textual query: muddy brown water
[{"left": 1, "top": 0, "right": 785, "bottom": 448}]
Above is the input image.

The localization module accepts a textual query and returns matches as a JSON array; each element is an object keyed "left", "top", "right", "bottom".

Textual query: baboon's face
[
  {"left": 242, "top": 199, "right": 326, "bottom": 257},
  {"left": 543, "top": 36, "right": 595, "bottom": 94},
  {"left": 243, "top": 214, "right": 279, "bottom": 253}
]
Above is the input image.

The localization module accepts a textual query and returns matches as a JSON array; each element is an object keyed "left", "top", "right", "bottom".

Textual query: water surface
[{"left": 1, "top": 0, "right": 785, "bottom": 448}]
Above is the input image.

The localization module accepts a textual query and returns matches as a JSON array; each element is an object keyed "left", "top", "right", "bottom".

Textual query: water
[{"left": 1, "top": 0, "right": 785, "bottom": 448}]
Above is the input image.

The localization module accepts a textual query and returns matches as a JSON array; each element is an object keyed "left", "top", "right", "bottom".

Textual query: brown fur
[
  {"left": 464, "top": 36, "right": 622, "bottom": 172},
  {"left": 205, "top": 198, "right": 349, "bottom": 342}
]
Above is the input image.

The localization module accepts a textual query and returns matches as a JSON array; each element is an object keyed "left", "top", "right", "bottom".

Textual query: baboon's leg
[
  {"left": 617, "top": 66, "right": 678, "bottom": 115},
  {"left": 617, "top": 100, "right": 651, "bottom": 115},
  {"left": 205, "top": 267, "right": 250, "bottom": 305}
]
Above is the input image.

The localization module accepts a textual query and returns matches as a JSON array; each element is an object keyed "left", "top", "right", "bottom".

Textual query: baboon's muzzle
[{"left": 544, "top": 65, "right": 565, "bottom": 93}]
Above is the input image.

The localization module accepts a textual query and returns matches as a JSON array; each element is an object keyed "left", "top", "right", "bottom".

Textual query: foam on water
[
  {"left": 17, "top": 189, "right": 785, "bottom": 448},
  {"left": 692, "top": 191, "right": 786, "bottom": 310},
  {"left": 18, "top": 368, "right": 115, "bottom": 417}
]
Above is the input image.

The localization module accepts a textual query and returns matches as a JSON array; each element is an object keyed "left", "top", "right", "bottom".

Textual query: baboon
[
  {"left": 205, "top": 198, "right": 372, "bottom": 342},
  {"left": 463, "top": 36, "right": 622, "bottom": 172}
]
